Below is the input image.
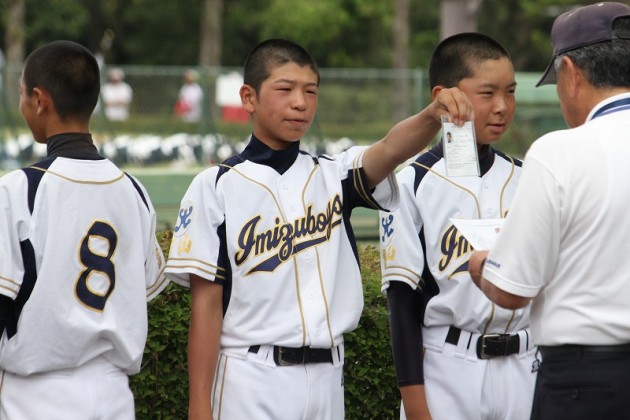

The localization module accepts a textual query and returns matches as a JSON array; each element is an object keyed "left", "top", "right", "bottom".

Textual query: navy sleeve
[
  {"left": 387, "top": 281, "right": 425, "bottom": 386},
  {"left": 0, "top": 295, "right": 13, "bottom": 337}
]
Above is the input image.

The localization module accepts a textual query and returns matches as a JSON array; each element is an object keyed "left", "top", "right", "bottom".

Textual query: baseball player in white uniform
[
  {"left": 165, "top": 38, "right": 475, "bottom": 420},
  {"left": 0, "top": 41, "right": 168, "bottom": 419},
  {"left": 380, "top": 33, "right": 537, "bottom": 420}
]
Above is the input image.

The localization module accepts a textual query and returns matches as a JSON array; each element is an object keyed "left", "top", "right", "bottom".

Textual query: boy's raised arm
[{"left": 363, "top": 87, "right": 473, "bottom": 188}]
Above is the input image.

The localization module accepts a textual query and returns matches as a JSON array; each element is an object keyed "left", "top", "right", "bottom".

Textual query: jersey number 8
[{"left": 75, "top": 221, "right": 118, "bottom": 312}]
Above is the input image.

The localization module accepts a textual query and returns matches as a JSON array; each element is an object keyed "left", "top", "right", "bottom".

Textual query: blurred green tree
[{"left": 1, "top": 0, "right": 591, "bottom": 72}]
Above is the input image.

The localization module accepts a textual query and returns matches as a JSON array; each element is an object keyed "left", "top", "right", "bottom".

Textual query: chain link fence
[
  {"left": 0, "top": 65, "right": 563, "bottom": 171},
  {"left": 0, "top": 65, "right": 564, "bottom": 233}
]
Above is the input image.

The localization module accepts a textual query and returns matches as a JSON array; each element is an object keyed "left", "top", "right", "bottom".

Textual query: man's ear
[
  {"left": 561, "top": 56, "right": 583, "bottom": 99},
  {"left": 239, "top": 84, "right": 256, "bottom": 113}
]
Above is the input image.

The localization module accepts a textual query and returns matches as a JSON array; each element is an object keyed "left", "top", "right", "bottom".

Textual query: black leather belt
[
  {"left": 249, "top": 345, "right": 334, "bottom": 366},
  {"left": 446, "top": 326, "right": 521, "bottom": 360},
  {"left": 540, "top": 344, "right": 630, "bottom": 362}
]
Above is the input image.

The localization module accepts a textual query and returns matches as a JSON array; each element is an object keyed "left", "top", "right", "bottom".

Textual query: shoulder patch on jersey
[
  {"left": 174, "top": 200, "right": 194, "bottom": 237},
  {"left": 381, "top": 213, "right": 395, "bottom": 243},
  {"left": 380, "top": 213, "right": 398, "bottom": 272}
]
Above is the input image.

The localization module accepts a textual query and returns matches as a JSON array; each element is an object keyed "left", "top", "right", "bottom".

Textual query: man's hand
[
  {"left": 468, "top": 250, "right": 531, "bottom": 309},
  {"left": 468, "top": 250, "right": 489, "bottom": 289}
]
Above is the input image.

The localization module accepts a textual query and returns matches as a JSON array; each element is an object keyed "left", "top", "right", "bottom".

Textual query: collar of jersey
[
  {"left": 46, "top": 133, "right": 103, "bottom": 160},
  {"left": 240, "top": 134, "right": 300, "bottom": 175}
]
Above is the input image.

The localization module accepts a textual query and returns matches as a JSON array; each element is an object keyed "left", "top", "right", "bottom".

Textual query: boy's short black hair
[
  {"left": 22, "top": 40, "right": 100, "bottom": 121},
  {"left": 243, "top": 39, "right": 320, "bottom": 94},
  {"left": 428, "top": 33, "right": 511, "bottom": 89}
]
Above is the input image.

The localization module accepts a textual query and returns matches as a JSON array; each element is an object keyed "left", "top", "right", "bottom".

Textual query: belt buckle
[
  {"left": 274, "top": 346, "right": 302, "bottom": 366},
  {"left": 275, "top": 346, "right": 291, "bottom": 366},
  {"left": 476, "top": 334, "right": 502, "bottom": 360}
]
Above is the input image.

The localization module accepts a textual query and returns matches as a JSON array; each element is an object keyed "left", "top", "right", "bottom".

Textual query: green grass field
[{"left": 129, "top": 168, "right": 381, "bottom": 240}]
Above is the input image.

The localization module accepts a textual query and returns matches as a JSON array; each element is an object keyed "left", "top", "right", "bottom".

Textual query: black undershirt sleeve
[
  {"left": 0, "top": 295, "right": 13, "bottom": 336},
  {"left": 387, "top": 281, "right": 425, "bottom": 386}
]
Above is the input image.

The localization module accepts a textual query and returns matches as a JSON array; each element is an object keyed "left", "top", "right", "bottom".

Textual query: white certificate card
[
  {"left": 442, "top": 116, "right": 480, "bottom": 177},
  {"left": 449, "top": 218, "right": 505, "bottom": 250}
]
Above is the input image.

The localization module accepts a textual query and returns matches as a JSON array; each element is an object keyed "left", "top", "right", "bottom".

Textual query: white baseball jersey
[
  {"left": 166, "top": 136, "right": 398, "bottom": 350},
  {"left": 0, "top": 151, "right": 168, "bottom": 376},
  {"left": 381, "top": 143, "right": 537, "bottom": 420},
  {"left": 380, "top": 143, "right": 529, "bottom": 334}
]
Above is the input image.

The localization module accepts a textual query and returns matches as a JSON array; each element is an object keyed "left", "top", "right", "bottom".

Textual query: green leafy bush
[
  {"left": 344, "top": 245, "right": 400, "bottom": 419},
  {"left": 131, "top": 234, "right": 399, "bottom": 419},
  {"left": 130, "top": 231, "right": 190, "bottom": 420}
]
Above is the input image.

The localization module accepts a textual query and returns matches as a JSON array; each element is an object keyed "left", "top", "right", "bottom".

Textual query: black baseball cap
[{"left": 536, "top": 2, "right": 630, "bottom": 87}]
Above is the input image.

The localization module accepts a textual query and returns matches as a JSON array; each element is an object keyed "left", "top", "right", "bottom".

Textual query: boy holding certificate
[{"left": 379, "top": 33, "right": 536, "bottom": 420}]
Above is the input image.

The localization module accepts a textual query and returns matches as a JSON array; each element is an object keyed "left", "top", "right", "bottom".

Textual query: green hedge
[{"left": 130, "top": 232, "right": 400, "bottom": 419}]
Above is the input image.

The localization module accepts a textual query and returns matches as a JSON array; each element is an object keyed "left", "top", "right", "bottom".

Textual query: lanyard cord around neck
[{"left": 591, "top": 97, "right": 630, "bottom": 120}]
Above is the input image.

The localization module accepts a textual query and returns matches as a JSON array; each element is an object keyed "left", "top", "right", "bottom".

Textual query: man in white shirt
[
  {"left": 468, "top": 3, "right": 630, "bottom": 419},
  {"left": 176, "top": 69, "right": 204, "bottom": 122},
  {"left": 101, "top": 68, "right": 133, "bottom": 121}
]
